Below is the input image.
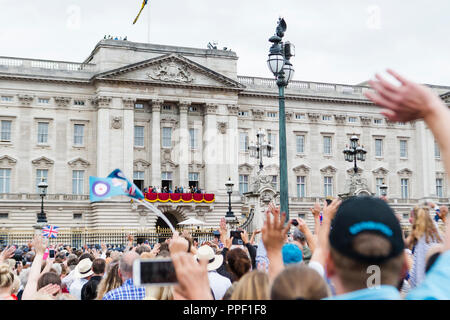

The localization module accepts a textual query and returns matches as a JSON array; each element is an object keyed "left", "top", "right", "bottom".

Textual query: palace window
[
  {"left": 295, "top": 113, "right": 306, "bottom": 120},
  {"left": 296, "top": 135, "right": 305, "bottom": 154},
  {"left": 401, "top": 178, "right": 409, "bottom": 199},
  {"left": 348, "top": 117, "right": 357, "bottom": 123},
  {"left": 297, "top": 176, "right": 306, "bottom": 198},
  {"left": 268, "top": 132, "right": 277, "bottom": 153},
  {"left": 1, "top": 96, "right": 13, "bottom": 102},
  {"left": 0, "top": 169, "right": 11, "bottom": 193},
  {"left": 271, "top": 175, "right": 278, "bottom": 189},
  {"left": 135, "top": 103, "right": 144, "bottom": 109},
  {"left": 133, "top": 171, "right": 145, "bottom": 191},
  {"left": 161, "top": 172, "right": 173, "bottom": 190},
  {"left": 400, "top": 140, "right": 408, "bottom": 158},
  {"left": 267, "top": 112, "right": 278, "bottom": 118},
  {"left": 74, "top": 124, "right": 85, "bottom": 146},
  {"left": 375, "top": 178, "right": 384, "bottom": 196},
  {"left": 375, "top": 139, "right": 383, "bottom": 157},
  {"left": 35, "top": 169, "right": 48, "bottom": 193},
  {"left": 162, "top": 127, "right": 172, "bottom": 148},
  {"left": 134, "top": 126, "right": 144, "bottom": 147},
  {"left": 72, "top": 170, "right": 84, "bottom": 195},
  {"left": 189, "top": 172, "right": 199, "bottom": 189},
  {"left": 189, "top": 128, "right": 198, "bottom": 149},
  {"left": 374, "top": 118, "right": 383, "bottom": 125},
  {"left": 322, "top": 115, "right": 332, "bottom": 121},
  {"left": 324, "top": 176, "right": 333, "bottom": 197},
  {"left": 38, "top": 98, "right": 50, "bottom": 104},
  {"left": 435, "top": 141, "right": 440, "bottom": 159},
  {"left": 238, "top": 111, "right": 249, "bottom": 116},
  {"left": 37, "top": 122, "right": 49, "bottom": 144},
  {"left": 239, "top": 175, "right": 249, "bottom": 195},
  {"left": 436, "top": 178, "right": 443, "bottom": 198},
  {"left": 323, "top": 136, "right": 332, "bottom": 155},
  {"left": 1, "top": 120, "right": 11, "bottom": 142},
  {"left": 74, "top": 100, "right": 85, "bottom": 106},
  {"left": 239, "top": 132, "right": 249, "bottom": 152}
]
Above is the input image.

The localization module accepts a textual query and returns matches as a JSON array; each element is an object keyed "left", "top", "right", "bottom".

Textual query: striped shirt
[{"left": 102, "top": 279, "right": 146, "bottom": 300}]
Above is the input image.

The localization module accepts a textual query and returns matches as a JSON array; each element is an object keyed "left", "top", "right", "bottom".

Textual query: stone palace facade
[{"left": 0, "top": 39, "right": 449, "bottom": 232}]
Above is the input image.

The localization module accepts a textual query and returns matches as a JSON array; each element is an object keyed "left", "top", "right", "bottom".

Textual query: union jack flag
[{"left": 42, "top": 225, "right": 59, "bottom": 238}]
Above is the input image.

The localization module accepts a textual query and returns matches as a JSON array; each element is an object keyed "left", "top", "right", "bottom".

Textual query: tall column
[
  {"left": 203, "top": 104, "right": 218, "bottom": 192},
  {"left": 227, "top": 105, "right": 240, "bottom": 194},
  {"left": 95, "top": 97, "right": 112, "bottom": 177},
  {"left": 415, "top": 121, "right": 430, "bottom": 199},
  {"left": 178, "top": 100, "right": 190, "bottom": 189},
  {"left": 151, "top": 100, "right": 163, "bottom": 187},
  {"left": 122, "top": 98, "right": 136, "bottom": 181}
]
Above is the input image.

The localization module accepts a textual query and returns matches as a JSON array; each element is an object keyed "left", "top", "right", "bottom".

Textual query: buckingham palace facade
[{"left": 0, "top": 39, "right": 449, "bottom": 233}]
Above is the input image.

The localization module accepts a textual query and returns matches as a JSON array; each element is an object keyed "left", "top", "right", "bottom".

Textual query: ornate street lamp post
[
  {"left": 343, "top": 135, "right": 367, "bottom": 174},
  {"left": 34, "top": 177, "right": 48, "bottom": 235},
  {"left": 248, "top": 128, "right": 273, "bottom": 171},
  {"left": 267, "top": 18, "right": 295, "bottom": 223},
  {"left": 225, "top": 178, "right": 237, "bottom": 225}
]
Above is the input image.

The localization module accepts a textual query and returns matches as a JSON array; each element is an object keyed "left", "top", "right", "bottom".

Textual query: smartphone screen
[
  {"left": 133, "top": 258, "right": 178, "bottom": 287},
  {"left": 49, "top": 249, "right": 55, "bottom": 259}
]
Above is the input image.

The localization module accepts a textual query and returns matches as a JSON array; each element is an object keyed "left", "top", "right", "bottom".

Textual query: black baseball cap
[{"left": 329, "top": 196, "right": 404, "bottom": 264}]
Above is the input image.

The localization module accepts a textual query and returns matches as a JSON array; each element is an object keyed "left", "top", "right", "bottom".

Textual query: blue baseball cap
[{"left": 282, "top": 243, "right": 303, "bottom": 265}]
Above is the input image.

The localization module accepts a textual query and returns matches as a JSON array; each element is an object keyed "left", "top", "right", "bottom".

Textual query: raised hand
[
  {"left": 169, "top": 232, "right": 189, "bottom": 255},
  {"left": 262, "top": 209, "right": 291, "bottom": 254},
  {"left": 310, "top": 202, "right": 321, "bottom": 219},
  {"left": 32, "top": 235, "right": 48, "bottom": 255},
  {"left": 322, "top": 198, "right": 342, "bottom": 223},
  {"left": 365, "top": 69, "right": 444, "bottom": 122},
  {"left": 0, "top": 245, "right": 16, "bottom": 263},
  {"left": 172, "top": 252, "right": 213, "bottom": 300},
  {"left": 37, "top": 283, "right": 60, "bottom": 297}
]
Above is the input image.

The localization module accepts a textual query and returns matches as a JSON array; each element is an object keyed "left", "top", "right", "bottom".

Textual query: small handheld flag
[
  {"left": 42, "top": 225, "right": 59, "bottom": 239},
  {"left": 133, "top": 0, "right": 148, "bottom": 25}
]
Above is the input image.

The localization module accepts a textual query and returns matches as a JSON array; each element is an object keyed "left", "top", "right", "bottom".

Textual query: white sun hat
[
  {"left": 194, "top": 245, "right": 223, "bottom": 271},
  {"left": 73, "top": 258, "right": 94, "bottom": 279}
]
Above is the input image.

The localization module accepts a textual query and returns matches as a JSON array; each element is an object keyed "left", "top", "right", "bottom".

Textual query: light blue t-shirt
[{"left": 325, "top": 251, "right": 450, "bottom": 300}]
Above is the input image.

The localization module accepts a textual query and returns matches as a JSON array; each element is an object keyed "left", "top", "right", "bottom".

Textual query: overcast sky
[{"left": 0, "top": 0, "right": 449, "bottom": 86}]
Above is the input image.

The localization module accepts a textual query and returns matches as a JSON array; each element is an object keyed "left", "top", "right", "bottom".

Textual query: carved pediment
[
  {"left": 307, "top": 113, "right": 320, "bottom": 122},
  {"left": 251, "top": 109, "right": 265, "bottom": 120},
  {"left": 397, "top": 168, "right": 413, "bottom": 176},
  {"left": 94, "top": 54, "right": 244, "bottom": 89},
  {"left": 440, "top": 91, "right": 450, "bottom": 102},
  {"left": 0, "top": 155, "right": 17, "bottom": 166},
  {"left": 54, "top": 97, "right": 71, "bottom": 107},
  {"left": 320, "top": 165, "right": 337, "bottom": 175},
  {"left": 161, "top": 160, "right": 178, "bottom": 170},
  {"left": 293, "top": 164, "right": 310, "bottom": 175},
  {"left": 239, "top": 163, "right": 253, "bottom": 174},
  {"left": 189, "top": 162, "right": 205, "bottom": 171},
  {"left": 32, "top": 156, "right": 54, "bottom": 167},
  {"left": 134, "top": 159, "right": 151, "bottom": 171},
  {"left": 372, "top": 167, "right": 389, "bottom": 175},
  {"left": 334, "top": 114, "right": 346, "bottom": 124},
  {"left": 68, "top": 157, "right": 90, "bottom": 168}
]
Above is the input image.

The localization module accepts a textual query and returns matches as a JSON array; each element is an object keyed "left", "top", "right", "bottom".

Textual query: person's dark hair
[
  {"left": 226, "top": 248, "right": 251, "bottom": 282},
  {"left": 92, "top": 258, "right": 106, "bottom": 275},
  {"left": 158, "top": 242, "right": 169, "bottom": 252},
  {"left": 79, "top": 253, "right": 95, "bottom": 262},
  {"left": 75, "top": 250, "right": 83, "bottom": 257},
  {"left": 329, "top": 233, "right": 404, "bottom": 291},
  {"left": 135, "top": 245, "right": 151, "bottom": 255},
  {"left": 425, "top": 252, "right": 441, "bottom": 274},
  {"left": 271, "top": 265, "right": 330, "bottom": 300},
  {"left": 56, "top": 252, "right": 66, "bottom": 260},
  {"left": 67, "top": 257, "right": 79, "bottom": 268},
  {"left": 37, "top": 272, "right": 61, "bottom": 290}
]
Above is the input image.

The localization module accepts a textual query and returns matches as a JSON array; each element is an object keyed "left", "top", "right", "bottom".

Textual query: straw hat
[
  {"left": 73, "top": 258, "right": 93, "bottom": 279},
  {"left": 194, "top": 245, "right": 223, "bottom": 271}
]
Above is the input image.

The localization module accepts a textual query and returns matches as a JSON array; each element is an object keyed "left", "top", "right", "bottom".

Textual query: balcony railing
[
  {"left": 0, "top": 193, "right": 89, "bottom": 201},
  {"left": 237, "top": 76, "right": 368, "bottom": 96},
  {"left": 0, "top": 56, "right": 96, "bottom": 72}
]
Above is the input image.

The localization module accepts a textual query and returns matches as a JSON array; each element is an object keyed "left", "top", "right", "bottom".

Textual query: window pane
[
  {"left": 435, "top": 141, "right": 440, "bottom": 158},
  {"left": 323, "top": 137, "right": 332, "bottom": 155},
  {"left": 36, "top": 169, "right": 48, "bottom": 193},
  {"left": 297, "top": 176, "right": 306, "bottom": 197},
  {"left": 134, "top": 126, "right": 144, "bottom": 147},
  {"left": 239, "top": 132, "right": 248, "bottom": 152},
  {"left": 189, "top": 128, "right": 198, "bottom": 149},
  {"left": 72, "top": 170, "right": 84, "bottom": 194},
  {"left": 0, "top": 169, "right": 11, "bottom": 193},
  {"left": 375, "top": 139, "right": 383, "bottom": 157},
  {"left": 376, "top": 178, "right": 384, "bottom": 196},
  {"left": 162, "top": 127, "right": 172, "bottom": 147},
  {"left": 400, "top": 140, "right": 407, "bottom": 158},
  {"left": 1, "top": 121, "right": 11, "bottom": 141},
  {"left": 74, "top": 124, "right": 84, "bottom": 145},
  {"left": 296, "top": 135, "right": 304, "bottom": 153},
  {"left": 401, "top": 179, "right": 409, "bottom": 199},
  {"left": 239, "top": 175, "right": 248, "bottom": 194},
  {"left": 268, "top": 133, "right": 277, "bottom": 152},
  {"left": 436, "top": 178, "right": 443, "bottom": 198},
  {"left": 38, "top": 123, "right": 48, "bottom": 144},
  {"left": 189, "top": 172, "right": 199, "bottom": 181}
]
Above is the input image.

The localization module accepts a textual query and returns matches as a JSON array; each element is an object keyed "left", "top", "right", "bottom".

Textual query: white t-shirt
[
  {"left": 69, "top": 277, "right": 88, "bottom": 300},
  {"left": 208, "top": 270, "right": 231, "bottom": 300}
]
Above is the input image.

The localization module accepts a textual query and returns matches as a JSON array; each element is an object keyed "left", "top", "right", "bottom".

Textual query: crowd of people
[
  {"left": 1, "top": 70, "right": 450, "bottom": 300},
  {"left": 144, "top": 185, "right": 204, "bottom": 194}
]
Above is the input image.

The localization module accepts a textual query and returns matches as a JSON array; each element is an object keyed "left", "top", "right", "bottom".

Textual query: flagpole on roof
[{"left": 147, "top": 1, "right": 150, "bottom": 43}]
